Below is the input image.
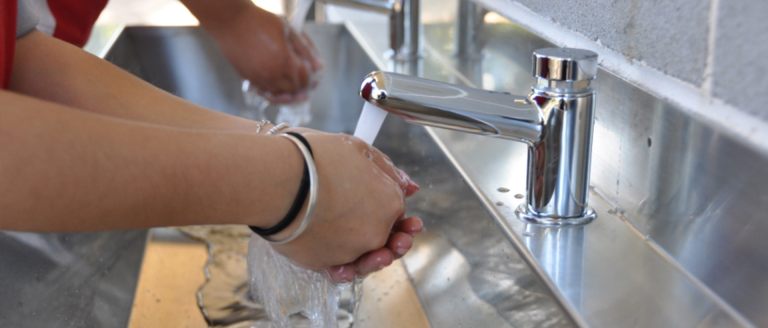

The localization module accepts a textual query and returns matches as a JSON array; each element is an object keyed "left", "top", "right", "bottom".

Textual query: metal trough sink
[{"left": 105, "top": 24, "right": 574, "bottom": 327}]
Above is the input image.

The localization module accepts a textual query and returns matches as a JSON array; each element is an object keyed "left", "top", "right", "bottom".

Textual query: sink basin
[
  {"left": 0, "top": 231, "right": 146, "bottom": 327},
  {"left": 100, "top": 24, "right": 576, "bottom": 327}
]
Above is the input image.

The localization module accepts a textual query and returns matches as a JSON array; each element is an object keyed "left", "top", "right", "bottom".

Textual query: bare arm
[
  {"left": 0, "top": 89, "right": 301, "bottom": 231},
  {"left": 10, "top": 31, "right": 260, "bottom": 132},
  {"left": 0, "top": 88, "right": 420, "bottom": 273},
  {"left": 5, "top": 30, "right": 418, "bottom": 277}
]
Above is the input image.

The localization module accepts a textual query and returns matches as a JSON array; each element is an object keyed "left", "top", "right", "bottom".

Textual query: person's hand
[
  {"left": 268, "top": 131, "right": 421, "bottom": 281},
  {"left": 326, "top": 215, "right": 423, "bottom": 283},
  {"left": 206, "top": 6, "right": 322, "bottom": 104}
]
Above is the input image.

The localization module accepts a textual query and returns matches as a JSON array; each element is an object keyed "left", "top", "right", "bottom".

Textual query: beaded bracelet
[{"left": 249, "top": 132, "right": 318, "bottom": 245}]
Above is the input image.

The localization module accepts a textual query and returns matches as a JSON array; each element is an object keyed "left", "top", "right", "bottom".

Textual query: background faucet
[
  {"left": 455, "top": 0, "right": 486, "bottom": 60},
  {"left": 311, "top": 0, "right": 420, "bottom": 61},
  {"left": 360, "top": 48, "right": 599, "bottom": 225}
]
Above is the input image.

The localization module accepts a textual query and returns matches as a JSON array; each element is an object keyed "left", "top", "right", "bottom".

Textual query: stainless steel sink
[
  {"left": 0, "top": 231, "right": 146, "bottom": 327},
  {"left": 4, "top": 2, "right": 766, "bottom": 326},
  {"left": 100, "top": 24, "right": 576, "bottom": 327}
]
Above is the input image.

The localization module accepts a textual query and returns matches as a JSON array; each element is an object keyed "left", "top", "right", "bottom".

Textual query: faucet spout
[
  {"left": 317, "top": 0, "right": 419, "bottom": 60},
  {"left": 360, "top": 48, "right": 599, "bottom": 225},
  {"left": 360, "top": 71, "right": 543, "bottom": 144}
]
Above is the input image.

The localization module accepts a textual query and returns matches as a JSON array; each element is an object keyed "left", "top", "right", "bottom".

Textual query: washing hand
[
  {"left": 326, "top": 215, "right": 424, "bottom": 283},
  {"left": 267, "top": 131, "right": 421, "bottom": 282},
  {"left": 199, "top": 4, "right": 322, "bottom": 104}
]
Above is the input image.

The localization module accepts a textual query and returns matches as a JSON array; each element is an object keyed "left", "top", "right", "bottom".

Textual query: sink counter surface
[
  {"left": 106, "top": 24, "right": 574, "bottom": 328},
  {"left": 327, "top": 2, "right": 762, "bottom": 327},
  {"left": 5, "top": 0, "right": 763, "bottom": 326}
]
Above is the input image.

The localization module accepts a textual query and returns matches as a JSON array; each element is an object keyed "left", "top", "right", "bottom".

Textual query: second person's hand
[{"left": 203, "top": 5, "right": 322, "bottom": 104}]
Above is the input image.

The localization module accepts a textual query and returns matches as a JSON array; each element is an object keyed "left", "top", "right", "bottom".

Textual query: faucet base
[
  {"left": 514, "top": 204, "right": 596, "bottom": 226},
  {"left": 385, "top": 49, "right": 421, "bottom": 62}
]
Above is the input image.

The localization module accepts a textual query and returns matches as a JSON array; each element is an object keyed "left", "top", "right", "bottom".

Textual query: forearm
[
  {"left": 0, "top": 90, "right": 301, "bottom": 232},
  {"left": 180, "top": 0, "right": 256, "bottom": 32},
  {"left": 10, "top": 31, "right": 258, "bottom": 132}
]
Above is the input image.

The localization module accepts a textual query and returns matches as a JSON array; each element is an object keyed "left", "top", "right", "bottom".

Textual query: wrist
[
  {"left": 250, "top": 132, "right": 317, "bottom": 244},
  {"left": 250, "top": 134, "right": 305, "bottom": 228},
  {"left": 185, "top": 132, "right": 303, "bottom": 228}
]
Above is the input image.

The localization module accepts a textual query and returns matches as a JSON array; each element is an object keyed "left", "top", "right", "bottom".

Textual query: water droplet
[
  {"left": 497, "top": 187, "right": 510, "bottom": 193},
  {"left": 514, "top": 193, "right": 524, "bottom": 199},
  {"left": 495, "top": 201, "right": 504, "bottom": 206}
]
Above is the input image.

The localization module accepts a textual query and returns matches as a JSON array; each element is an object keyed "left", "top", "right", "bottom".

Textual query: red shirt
[
  {"left": 1, "top": 0, "right": 109, "bottom": 89},
  {"left": 48, "top": 0, "right": 108, "bottom": 47},
  {"left": 1, "top": 0, "right": 16, "bottom": 89}
]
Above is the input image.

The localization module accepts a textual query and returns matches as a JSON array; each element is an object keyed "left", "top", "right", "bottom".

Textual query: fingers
[
  {"left": 249, "top": 29, "right": 315, "bottom": 102},
  {"left": 365, "top": 145, "right": 403, "bottom": 186},
  {"left": 300, "top": 32, "right": 323, "bottom": 71},
  {"left": 365, "top": 145, "right": 420, "bottom": 196},
  {"left": 325, "top": 227, "right": 419, "bottom": 283},
  {"left": 254, "top": 77, "right": 299, "bottom": 101},
  {"left": 279, "top": 49, "right": 310, "bottom": 94},
  {"left": 274, "top": 29, "right": 316, "bottom": 97},
  {"left": 393, "top": 216, "right": 424, "bottom": 236},
  {"left": 353, "top": 248, "right": 395, "bottom": 276},
  {"left": 326, "top": 264, "right": 357, "bottom": 283},
  {"left": 263, "top": 90, "right": 309, "bottom": 104},
  {"left": 325, "top": 249, "right": 395, "bottom": 283},
  {"left": 289, "top": 31, "right": 322, "bottom": 74},
  {"left": 387, "top": 231, "right": 414, "bottom": 259},
  {"left": 402, "top": 170, "right": 420, "bottom": 196}
]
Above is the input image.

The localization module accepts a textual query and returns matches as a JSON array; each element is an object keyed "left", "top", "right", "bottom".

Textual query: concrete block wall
[
  {"left": 507, "top": 0, "right": 768, "bottom": 121},
  {"left": 713, "top": 0, "right": 768, "bottom": 118}
]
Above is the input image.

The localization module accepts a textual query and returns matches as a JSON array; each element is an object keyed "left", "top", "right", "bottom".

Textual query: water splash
[
  {"left": 242, "top": 82, "right": 312, "bottom": 127},
  {"left": 179, "top": 226, "right": 360, "bottom": 328},
  {"left": 248, "top": 236, "right": 360, "bottom": 328},
  {"left": 354, "top": 103, "right": 389, "bottom": 144},
  {"left": 275, "top": 101, "right": 312, "bottom": 127}
]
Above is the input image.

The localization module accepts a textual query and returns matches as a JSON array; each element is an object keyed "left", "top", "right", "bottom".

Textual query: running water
[
  {"left": 353, "top": 103, "right": 389, "bottom": 144},
  {"left": 243, "top": 2, "right": 361, "bottom": 327},
  {"left": 180, "top": 225, "right": 359, "bottom": 328},
  {"left": 289, "top": 0, "right": 315, "bottom": 31},
  {"left": 248, "top": 236, "right": 359, "bottom": 328}
]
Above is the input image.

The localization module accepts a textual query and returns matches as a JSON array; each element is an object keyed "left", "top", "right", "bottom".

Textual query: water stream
[
  {"left": 206, "top": 3, "right": 393, "bottom": 326},
  {"left": 226, "top": 2, "right": 365, "bottom": 327},
  {"left": 353, "top": 103, "right": 388, "bottom": 144},
  {"left": 289, "top": 0, "right": 315, "bottom": 31}
]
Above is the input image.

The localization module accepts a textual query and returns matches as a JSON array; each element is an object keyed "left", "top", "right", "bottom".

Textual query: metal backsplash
[
  {"left": 329, "top": 0, "right": 768, "bottom": 325},
  {"left": 474, "top": 9, "right": 768, "bottom": 327}
]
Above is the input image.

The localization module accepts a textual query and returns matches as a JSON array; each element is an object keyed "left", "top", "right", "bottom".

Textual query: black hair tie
[{"left": 250, "top": 132, "right": 314, "bottom": 237}]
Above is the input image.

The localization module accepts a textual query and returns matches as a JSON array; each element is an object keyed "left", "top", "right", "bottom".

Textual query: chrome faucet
[
  {"left": 316, "top": 0, "right": 419, "bottom": 60},
  {"left": 455, "top": 0, "right": 485, "bottom": 59},
  {"left": 360, "top": 48, "right": 599, "bottom": 225}
]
